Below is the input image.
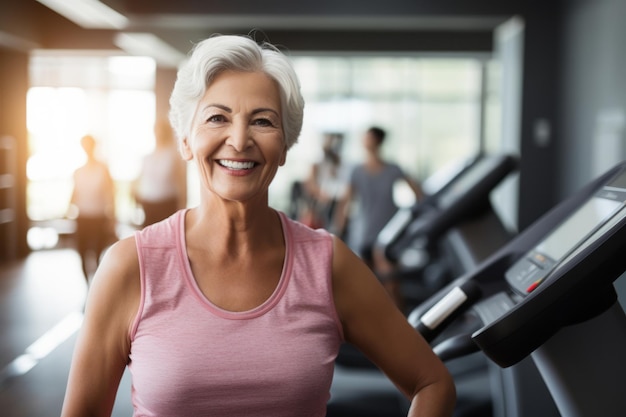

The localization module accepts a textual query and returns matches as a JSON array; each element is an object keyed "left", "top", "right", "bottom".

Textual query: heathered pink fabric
[{"left": 128, "top": 209, "right": 344, "bottom": 417}]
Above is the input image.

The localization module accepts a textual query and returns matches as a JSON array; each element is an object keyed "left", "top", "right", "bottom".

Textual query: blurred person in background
[
  {"left": 133, "top": 118, "right": 187, "bottom": 227},
  {"left": 301, "top": 132, "right": 349, "bottom": 232},
  {"left": 336, "top": 126, "right": 423, "bottom": 308},
  {"left": 69, "top": 134, "right": 116, "bottom": 283}
]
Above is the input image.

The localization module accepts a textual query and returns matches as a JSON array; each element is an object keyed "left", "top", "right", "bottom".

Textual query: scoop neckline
[{"left": 177, "top": 209, "right": 292, "bottom": 320}]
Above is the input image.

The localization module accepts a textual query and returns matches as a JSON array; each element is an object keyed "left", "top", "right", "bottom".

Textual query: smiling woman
[{"left": 61, "top": 34, "right": 455, "bottom": 417}]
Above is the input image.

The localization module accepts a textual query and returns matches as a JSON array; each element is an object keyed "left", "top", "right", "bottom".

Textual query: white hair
[{"left": 169, "top": 34, "right": 304, "bottom": 150}]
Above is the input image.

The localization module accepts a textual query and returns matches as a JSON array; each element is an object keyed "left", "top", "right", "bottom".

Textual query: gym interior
[{"left": 1, "top": 1, "right": 626, "bottom": 416}]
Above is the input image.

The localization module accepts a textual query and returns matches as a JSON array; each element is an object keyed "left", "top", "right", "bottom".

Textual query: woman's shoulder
[
  {"left": 282, "top": 212, "right": 331, "bottom": 241},
  {"left": 82, "top": 236, "right": 141, "bottom": 357},
  {"left": 87, "top": 236, "right": 141, "bottom": 318},
  {"left": 136, "top": 210, "right": 184, "bottom": 245},
  {"left": 99, "top": 236, "right": 140, "bottom": 280}
]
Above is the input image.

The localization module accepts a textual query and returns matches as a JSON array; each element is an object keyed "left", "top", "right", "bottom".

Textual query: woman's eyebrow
[
  {"left": 202, "top": 103, "right": 231, "bottom": 113},
  {"left": 252, "top": 107, "right": 280, "bottom": 117},
  {"left": 200, "top": 104, "right": 279, "bottom": 117}
]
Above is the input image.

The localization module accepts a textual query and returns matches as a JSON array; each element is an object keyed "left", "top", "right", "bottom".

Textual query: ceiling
[{"left": 1, "top": 0, "right": 529, "bottom": 67}]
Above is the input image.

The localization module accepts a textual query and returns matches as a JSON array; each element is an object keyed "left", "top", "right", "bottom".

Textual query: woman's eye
[
  {"left": 207, "top": 114, "right": 225, "bottom": 123},
  {"left": 253, "top": 118, "right": 274, "bottom": 127}
]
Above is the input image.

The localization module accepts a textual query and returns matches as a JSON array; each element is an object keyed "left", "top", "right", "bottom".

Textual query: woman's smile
[
  {"left": 217, "top": 159, "right": 256, "bottom": 170},
  {"left": 215, "top": 158, "right": 260, "bottom": 177}
]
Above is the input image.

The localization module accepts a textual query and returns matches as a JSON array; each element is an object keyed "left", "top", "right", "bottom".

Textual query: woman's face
[{"left": 182, "top": 70, "right": 286, "bottom": 204}]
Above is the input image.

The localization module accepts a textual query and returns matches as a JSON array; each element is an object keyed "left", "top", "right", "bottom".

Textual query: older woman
[{"left": 61, "top": 35, "right": 455, "bottom": 417}]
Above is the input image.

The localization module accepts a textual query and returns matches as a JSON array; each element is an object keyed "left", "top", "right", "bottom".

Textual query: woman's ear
[
  {"left": 179, "top": 137, "right": 193, "bottom": 161},
  {"left": 279, "top": 146, "right": 287, "bottom": 166}
]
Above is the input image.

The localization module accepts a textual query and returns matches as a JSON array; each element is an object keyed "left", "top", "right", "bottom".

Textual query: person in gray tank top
[{"left": 335, "top": 126, "right": 423, "bottom": 307}]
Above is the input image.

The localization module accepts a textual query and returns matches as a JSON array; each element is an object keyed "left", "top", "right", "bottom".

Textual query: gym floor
[{"left": 0, "top": 248, "right": 411, "bottom": 417}]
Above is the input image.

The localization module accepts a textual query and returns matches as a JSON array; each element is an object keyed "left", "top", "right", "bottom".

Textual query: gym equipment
[
  {"left": 412, "top": 160, "right": 626, "bottom": 417},
  {"left": 376, "top": 153, "right": 517, "bottom": 307}
]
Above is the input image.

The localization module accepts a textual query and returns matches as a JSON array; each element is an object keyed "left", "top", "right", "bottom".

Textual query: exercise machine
[
  {"left": 412, "top": 160, "right": 626, "bottom": 416},
  {"left": 376, "top": 153, "right": 517, "bottom": 307}
]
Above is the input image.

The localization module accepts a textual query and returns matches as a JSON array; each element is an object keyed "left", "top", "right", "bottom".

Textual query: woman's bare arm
[
  {"left": 331, "top": 236, "right": 455, "bottom": 417},
  {"left": 61, "top": 237, "right": 141, "bottom": 417}
]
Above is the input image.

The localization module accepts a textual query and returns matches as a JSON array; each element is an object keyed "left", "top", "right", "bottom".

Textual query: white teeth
[{"left": 218, "top": 160, "right": 255, "bottom": 170}]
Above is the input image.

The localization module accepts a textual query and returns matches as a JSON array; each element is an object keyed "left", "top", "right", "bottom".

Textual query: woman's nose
[{"left": 225, "top": 123, "right": 253, "bottom": 152}]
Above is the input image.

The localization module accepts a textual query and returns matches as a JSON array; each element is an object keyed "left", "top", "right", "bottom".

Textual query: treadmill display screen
[
  {"left": 437, "top": 156, "right": 502, "bottom": 209},
  {"left": 505, "top": 175, "right": 626, "bottom": 295},
  {"left": 535, "top": 196, "right": 622, "bottom": 261}
]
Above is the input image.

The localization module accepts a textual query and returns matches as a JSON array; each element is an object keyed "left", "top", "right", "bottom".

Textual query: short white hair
[{"left": 169, "top": 34, "right": 304, "bottom": 150}]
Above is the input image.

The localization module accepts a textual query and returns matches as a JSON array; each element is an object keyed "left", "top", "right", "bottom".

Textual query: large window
[
  {"left": 27, "top": 54, "right": 156, "bottom": 230},
  {"left": 270, "top": 55, "right": 486, "bottom": 211}
]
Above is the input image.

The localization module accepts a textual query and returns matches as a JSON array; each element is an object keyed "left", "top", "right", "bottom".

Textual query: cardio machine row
[{"left": 374, "top": 154, "right": 626, "bottom": 417}]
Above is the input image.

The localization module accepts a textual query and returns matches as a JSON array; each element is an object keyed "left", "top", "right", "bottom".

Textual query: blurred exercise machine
[{"left": 376, "top": 153, "right": 518, "bottom": 309}]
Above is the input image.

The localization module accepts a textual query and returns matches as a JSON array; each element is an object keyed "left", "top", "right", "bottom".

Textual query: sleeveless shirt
[{"left": 128, "top": 209, "right": 344, "bottom": 416}]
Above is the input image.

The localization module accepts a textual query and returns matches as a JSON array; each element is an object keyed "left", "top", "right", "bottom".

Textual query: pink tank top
[{"left": 128, "top": 210, "right": 344, "bottom": 417}]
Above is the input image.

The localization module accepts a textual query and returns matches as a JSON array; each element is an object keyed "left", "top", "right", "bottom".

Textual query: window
[
  {"left": 27, "top": 54, "right": 156, "bottom": 228},
  {"left": 271, "top": 55, "right": 486, "bottom": 212}
]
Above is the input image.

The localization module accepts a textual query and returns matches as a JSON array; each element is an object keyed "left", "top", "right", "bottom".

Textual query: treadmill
[
  {"left": 411, "top": 160, "right": 626, "bottom": 417},
  {"left": 375, "top": 153, "right": 517, "bottom": 307}
]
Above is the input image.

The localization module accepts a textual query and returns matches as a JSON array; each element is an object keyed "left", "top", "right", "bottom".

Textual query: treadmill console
[
  {"left": 436, "top": 155, "right": 512, "bottom": 210},
  {"left": 471, "top": 164, "right": 626, "bottom": 367},
  {"left": 378, "top": 154, "right": 516, "bottom": 262},
  {"left": 505, "top": 173, "right": 626, "bottom": 296}
]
